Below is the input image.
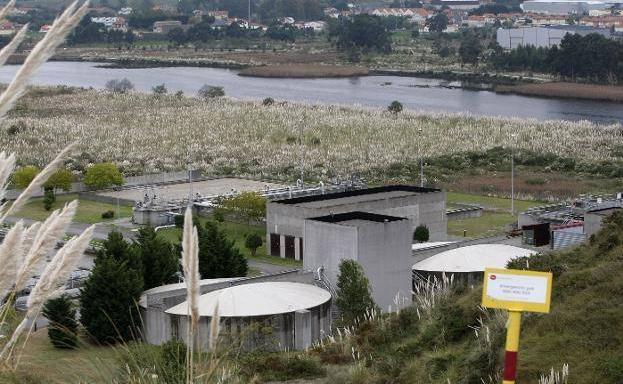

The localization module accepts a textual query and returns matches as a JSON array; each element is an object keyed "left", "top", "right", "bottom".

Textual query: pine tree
[
  {"left": 133, "top": 226, "right": 179, "bottom": 290},
  {"left": 197, "top": 221, "right": 248, "bottom": 278},
  {"left": 80, "top": 231, "right": 144, "bottom": 344},
  {"left": 42, "top": 295, "right": 78, "bottom": 349},
  {"left": 335, "top": 260, "right": 377, "bottom": 327},
  {"left": 43, "top": 188, "right": 55, "bottom": 211},
  {"left": 413, "top": 225, "right": 430, "bottom": 243}
]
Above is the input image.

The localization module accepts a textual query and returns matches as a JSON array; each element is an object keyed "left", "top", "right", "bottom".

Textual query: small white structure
[
  {"left": 166, "top": 282, "right": 331, "bottom": 351},
  {"left": 412, "top": 244, "right": 535, "bottom": 284}
]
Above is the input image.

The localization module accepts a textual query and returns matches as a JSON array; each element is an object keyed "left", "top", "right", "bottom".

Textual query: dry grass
[
  {"left": 239, "top": 64, "right": 369, "bottom": 78},
  {"left": 3, "top": 90, "right": 621, "bottom": 180},
  {"left": 496, "top": 82, "right": 623, "bottom": 102}
]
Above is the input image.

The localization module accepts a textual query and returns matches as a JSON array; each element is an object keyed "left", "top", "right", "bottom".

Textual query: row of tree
[
  {"left": 67, "top": 17, "right": 135, "bottom": 46},
  {"left": 491, "top": 33, "right": 623, "bottom": 82}
]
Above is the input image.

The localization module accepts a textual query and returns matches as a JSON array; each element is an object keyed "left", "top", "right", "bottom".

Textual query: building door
[
  {"left": 270, "top": 233, "right": 280, "bottom": 256},
  {"left": 285, "top": 236, "right": 295, "bottom": 259}
]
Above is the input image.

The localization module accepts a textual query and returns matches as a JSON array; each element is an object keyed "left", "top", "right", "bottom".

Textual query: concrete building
[
  {"left": 304, "top": 212, "right": 412, "bottom": 312},
  {"left": 496, "top": 25, "right": 612, "bottom": 49},
  {"left": 139, "top": 270, "right": 316, "bottom": 346},
  {"left": 165, "top": 282, "right": 331, "bottom": 351},
  {"left": 584, "top": 207, "right": 622, "bottom": 236},
  {"left": 412, "top": 244, "right": 535, "bottom": 284},
  {"left": 153, "top": 20, "right": 184, "bottom": 34},
  {"left": 266, "top": 185, "right": 447, "bottom": 260},
  {"left": 521, "top": 0, "right": 622, "bottom": 15}
]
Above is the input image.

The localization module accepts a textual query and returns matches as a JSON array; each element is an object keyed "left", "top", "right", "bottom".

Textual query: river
[{"left": 0, "top": 61, "right": 621, "bottom": 124}]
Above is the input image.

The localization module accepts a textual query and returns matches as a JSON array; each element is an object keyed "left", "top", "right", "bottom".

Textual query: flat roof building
[
  {"left": 304, "top": 211, "right": 412, "bottom": 311},
  {"left": 266, "top": 185, "right": 446, "bottom": 261}
]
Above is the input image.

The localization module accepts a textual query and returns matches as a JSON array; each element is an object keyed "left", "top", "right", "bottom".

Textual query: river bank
[
  {"left": 238, "top": 64, "right": 369, "bottom": 78},
  {"left": 495, "top": 82, "right": 623, "bottom": 103}
]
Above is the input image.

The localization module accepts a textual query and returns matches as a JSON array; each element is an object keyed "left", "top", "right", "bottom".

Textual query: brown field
[
  {"left": 238, "top": 64, "right": 369, "bottom": 78},
  {"left": 495, "top": 82, "right": 623, "bottom": 102}
]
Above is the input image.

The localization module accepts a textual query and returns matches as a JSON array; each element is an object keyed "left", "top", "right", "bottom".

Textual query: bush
[
  {"left": 105, "top": 78, "right": 134, "bottom": 94},
  {"left": 197, "top": 85, "right": 225, "bottom": 99},
  {"left": 84, "top": 163, "right": 124, "bottom": 190},
  {"left": 262, "top": 97, "right": 275, "bottom": 106},
  {"left": 174, "top": 214, "right": 184, "bottom": 228},
  {"left": 160, "top": 339, "right": 186, "bottom": 383},
  {"left": 245, "top": 233, "right": 263, "bottom": 257},
  {"left": 413, "top": 225, "right": 430, "bottom": 243},
  {"left": 336, "top": 260, "right": 377, "bottom": 327},
  {"left": 7, "top": 121, "right": 26, "bottom": 135},
  {"left": 240, "top": 353, "right": 326, "bottom": 382},
  {"left": 388, "top": 100, "right": 403, "bottom": 114},
  {"left": 42, "top": 296, "right": 78, "bottom": 349},
  {"left": 43, "top": 188, "right": 55, "bottom": 211},
  {"left": 152, "top": 83, "right": 167, "bottom": 95},
  {"left": 101, "top": 210, "right": 115, "bottom": 219}
]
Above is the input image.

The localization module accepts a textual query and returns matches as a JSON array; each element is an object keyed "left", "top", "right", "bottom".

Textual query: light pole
[
  {"left": 510, "top": 133, "right": 517, "bottom": 215},
  {"left": 418, "top": 127, "right": 424, "bottom": 187},
  {"left": 299, "top": 116, "right": 305, "bottom": 186},
  {"left": 187, "top": 158, "right": 193, "bottom": 206}
]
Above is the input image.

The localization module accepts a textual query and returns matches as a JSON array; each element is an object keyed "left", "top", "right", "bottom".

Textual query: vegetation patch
[{"left": 239, "top": 64, "right": 369, "bottom": 78}]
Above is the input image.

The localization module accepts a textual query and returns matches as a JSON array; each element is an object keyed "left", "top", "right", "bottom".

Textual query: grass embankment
[
  {"left": 291, "top": 212, "right": 623, "bottom": 384},
  {"left": 13, "top": 194, "right": 132, "bottom": 224},
  {"left": 447, "top": 192, "right": 543, "bottom": 238},
  {"left": 239, "top": 64, "right": 369, "bottom": 78},
  {"left": 496, "top": 82, "right": 623, "bottom": 102},
  {"left": 158, "top": 219, "right": 302, "bottom": 268}
]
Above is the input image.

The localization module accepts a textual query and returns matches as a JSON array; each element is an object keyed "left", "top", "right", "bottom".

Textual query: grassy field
[
  {"left": 13, "top": 194, "right": 132, "bottom": 224},
  {"left": 3, "top": 89, "right": 619, "bottom": 182},
  {"left": 14, "top": 330, "right": 119, "bottom": 383},
  {"left": 496, "top": 82, "right": 623, "bottom": 102},
  {"left": 158, "top": 219, "right": 302, "bottom": 268},
  {"left": 447, "top": 192, "right": 543, "bottom": 237}
]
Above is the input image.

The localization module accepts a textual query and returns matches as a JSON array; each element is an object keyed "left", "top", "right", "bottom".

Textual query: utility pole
[
  {"left": 187, "top": 157, "right": 193, "bottom": 206},
  {"left": 418, "top": 127, "right": 424, "bottom": 187},
  {"left": 510, "top": 133, "right": 517, "bottom": 215},
  {"left": 248, "top": 0, "right": 251, "bottom": 28},
  {"left": 299, "top": 117, "right": 305, "bottom": 185}
]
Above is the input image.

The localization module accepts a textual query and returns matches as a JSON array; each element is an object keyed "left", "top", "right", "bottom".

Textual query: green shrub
[
  {"left": 413, "top": 225, "right": 430, "bottom": 243},
  {"left": 240, "top": 353, "right": 326, "bottom": 381},
  {"left": 42, "top": 296, "right": 78, "bottom": 349},
  {"left": 262, "top": 97, "right": 274, "bottom": 106},
  {"left": 245, "top": 233, "right": 263, "bottom": 257},
  {"left": 174, "top": 214, "right": 184, "bottom": 228},
  {"left": 101, "top": 210, "right": 115, "bottom": 219},
  {"left": 43, "top": 188, "right": 55, "bottom": 211}
]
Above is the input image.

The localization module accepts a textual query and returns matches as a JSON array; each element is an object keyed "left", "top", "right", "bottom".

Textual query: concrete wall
[
  {"left": 267, "top": 190, "right": 447, "bottom": 256},
  {"left": 584, "top": 212, "right": 606, "bottom": 236},
  {"left": 303, "top": 218, "right": 412, "bottom": 312}
]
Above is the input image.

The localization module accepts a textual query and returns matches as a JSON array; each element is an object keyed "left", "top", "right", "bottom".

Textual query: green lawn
[
  {"left": 447, "top": 192, "right": 543, "bottom": 212},
  {"left": 446, "top": 193, "right": 544, "bottom": 238},
  {"left": 14, "top": 194, "right": 132, "bottom": 224},
  {"left": 158, "top": 219, "right": 302, "bottom": 269}
]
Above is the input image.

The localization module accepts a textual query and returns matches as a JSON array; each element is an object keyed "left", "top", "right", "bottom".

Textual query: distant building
[
  {"left": 303, "top": 21, "right": 327, "bottom": 31},
  {"left": 433, "top": 0, "right": 482, "bottom": 10},
  {"left": 39, "top": 24, "right": 52, "bottom": 33},
  {"left": 153, "top": 20, "right": 183, "bottom": 34},
  {"left": 521, "top": 0, "right": 623, "bottom": 15},
  {"left": 118, "top": 7, "right": 133, "bottom": 15},
  {"left": 496, "top": 25, "right": 613, "bottom": 48},
  {"left": 91, "top": 16, "right": 127, "bottom": 31},
  {"left": 208, "top": 10, "right": 229, "bottom": 20}
]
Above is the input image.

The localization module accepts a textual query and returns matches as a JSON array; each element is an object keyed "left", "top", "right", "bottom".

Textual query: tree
[
  {"left": 80, "top": 231, "right": 143, "bottom": 344},
  {"left": 331, "top": 14, "right": 392, "bottom": 54},
  {"left": 80, "top": 257, "right": 143, "bottom": 344},
  {"left": 426, "top": 13, "right": 448, "bottom": 33},
  {"left": 43, "top": 188, "right": 55, "bottom": 211},
  {"left": 167, "top": 27, "right": 187, "bottom": 45},
  {"left": 12, "top": 165, "right": 40, "bottom": 189},
  {"left": 44, "top": 169, "right": 73, "bottom": 193},
  {"left": 458, "top": 32, "right": 482, "bottom": 66},
  {"left": 196, "top": 221, "right": 248, "bottom": 278},
  {"left": 388, "top": 100, "right": 403, "bottom": 114},
  {"left": 152, "top": 83, "right": 168, "bottom": 95},
  {"left": 133, "top": 226, "right": 179, "bottom": 290},
  {"left": 105, "top": 78, "right": 134, "bottom": 94},
  {"left": 216, "top": 192, "right": 266, "bottom": 224},
  {"left": 335, "top": 260, "right": 377, "bottom": 327},
  {"left": 42, "top": 295, "right": 78, "bottom": 349},
  {"left": 413, "top": 225, "right": 430, "bottom": 243},
  {"left": 245, "top": 233, "right": 263, "bottom": 257},
  {"left": 198, "top": 85, "right": 225, "bottom": 99},
  {"left": 84, "top": 163, "right": 124, "bottom": 190}
]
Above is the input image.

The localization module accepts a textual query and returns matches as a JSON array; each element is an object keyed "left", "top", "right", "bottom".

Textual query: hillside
[{"left": 268, "top": 212, "right": 623, "bottom": 384}]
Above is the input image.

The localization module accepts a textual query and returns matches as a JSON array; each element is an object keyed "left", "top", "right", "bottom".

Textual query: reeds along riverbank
[
  {"left": 238, "top": 64, "right": 369, "bottom": 78},
  {"left": 495, "top": 82, "right": 623, "bottom": 103}
]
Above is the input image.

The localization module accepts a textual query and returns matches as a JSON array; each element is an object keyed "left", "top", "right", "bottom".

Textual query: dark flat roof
[
  {"left": 274, "top": 185, "right": 440, "bottom": 205},
  {"left": 309, "top": 211, "right": 407, "bottom": 224},
  {"left": 587, "top": 207, "right": 622, "bottom": 216}
]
